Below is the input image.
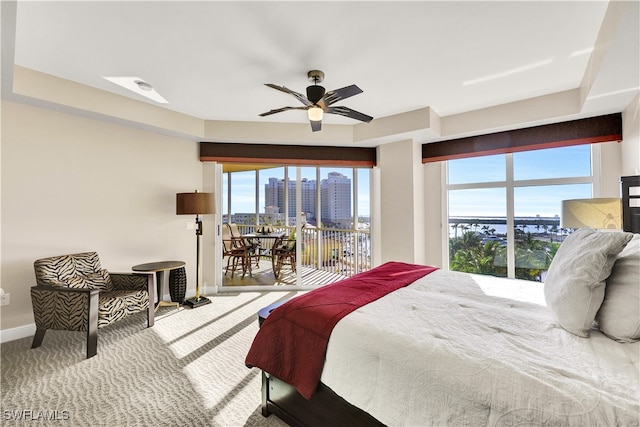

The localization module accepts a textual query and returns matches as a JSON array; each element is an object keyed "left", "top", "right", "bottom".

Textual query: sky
[
  {"left": 222, "top": 145, "right": 593, "bottom": 220},
  {"left": 448, "top": 145, "right": 593, "bottom": 217},
  {"left": 223, "top": 167, "right": 371, "bottom": 217}
]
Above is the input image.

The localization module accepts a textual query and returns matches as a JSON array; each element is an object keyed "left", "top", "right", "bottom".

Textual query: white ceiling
[{"left": 7, "top": 1, "right": 640, "bottom": 141}]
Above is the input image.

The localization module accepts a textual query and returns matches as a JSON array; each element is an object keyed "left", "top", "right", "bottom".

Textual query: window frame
[
  {"left": 221, "top": 165, "right": 372, "bottom": 288},
  {"left": 444, "top": 144, "right": 601, "bottom": 279}
]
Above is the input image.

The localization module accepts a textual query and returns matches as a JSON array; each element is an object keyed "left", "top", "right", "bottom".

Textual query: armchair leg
[
  {"left": 87, "top": 327, "right": 98, "bottom": 359},
  {"left": 87, "top": 291, "right": 99, "bottom": 359},
  {"left": 31, "top": 327, "right": 46, "bottom": 349}
]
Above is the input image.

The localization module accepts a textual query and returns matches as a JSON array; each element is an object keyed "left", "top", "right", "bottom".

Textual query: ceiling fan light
[{"left": 308, "top": 106, "right": 323, "bottom": 121}]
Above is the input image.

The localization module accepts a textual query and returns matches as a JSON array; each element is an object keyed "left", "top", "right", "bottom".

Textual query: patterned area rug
[{"left": 1, "top": 291, "right": 298, "bottom": 427}]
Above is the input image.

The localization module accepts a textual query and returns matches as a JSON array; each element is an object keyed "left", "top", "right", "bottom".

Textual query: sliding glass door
[{"left": 219, "top": 164, "right": 371, "bottom": 289}]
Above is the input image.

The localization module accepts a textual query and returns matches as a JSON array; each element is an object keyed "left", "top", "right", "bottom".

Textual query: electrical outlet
[{"left": 0, "top": 293, "right": 9, "bottom": 306}]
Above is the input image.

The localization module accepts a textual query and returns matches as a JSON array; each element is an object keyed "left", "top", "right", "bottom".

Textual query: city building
[
  {"left": 264, "top": 173, "right": 352, "bottom": 227},
  {"left": 321, "top": 172, "right": 352, "bottom": 228},
  {"left": 265, "top": 177, "right": 317, "bottom": 220}
]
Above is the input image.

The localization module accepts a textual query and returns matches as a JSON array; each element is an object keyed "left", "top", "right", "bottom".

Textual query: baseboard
[
  {"left": 2, "top": 289, "right": 217, "bottom": 343},
  {"left": 0, "top": 323, "right": 36, "bottom": 343}
]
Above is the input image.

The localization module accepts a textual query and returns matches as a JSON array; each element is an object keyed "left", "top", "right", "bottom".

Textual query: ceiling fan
[{"left": 259, "top": 70, "right": 373, "bottom": 132}]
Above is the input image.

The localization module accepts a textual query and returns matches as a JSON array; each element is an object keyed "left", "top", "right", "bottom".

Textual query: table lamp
[
  {"left": 177, "top": 190, "right": 215, "bottom": 308},
  {"left": 561, "top": 198, "right": 622, "bottom": 230}
]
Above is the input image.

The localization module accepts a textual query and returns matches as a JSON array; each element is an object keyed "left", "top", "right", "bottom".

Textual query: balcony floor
[{"left": 221, "top": 257, "right": 349, "bottom": 287}]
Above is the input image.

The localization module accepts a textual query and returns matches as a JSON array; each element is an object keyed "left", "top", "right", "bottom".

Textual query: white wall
[
  {"left": 378, "top": 139, "right": 427, "bottom": 265},
  {"left": 596, "top": 142, "right": 623, "bottom": 197},
  {"left": 423, "top": 161, "right": 444, "bottom": 267},
  {"left": 622, "top": 94, "right": 640, "bottom": 177},
  {"left": 1, "top": 101, "right": 202, "bottom": 332}
]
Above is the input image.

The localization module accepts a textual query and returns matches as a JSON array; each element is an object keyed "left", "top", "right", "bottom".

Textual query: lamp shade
[
  {"left": 561, "top": 198, "right": 621, "bottom": 229},
  {"left": 307, "top": 106, "right": 323, "bottom": 121},
  {"left": 176, "top": 192, "right": 215, "bottom": 215}
]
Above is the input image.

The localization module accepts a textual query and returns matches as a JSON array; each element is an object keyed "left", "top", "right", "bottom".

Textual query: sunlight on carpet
[{"left": 1, "top": 291, "right": 298, "bottom": 427}]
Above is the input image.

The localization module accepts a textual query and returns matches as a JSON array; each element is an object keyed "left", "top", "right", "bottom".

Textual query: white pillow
[
  {"left": 596, "top": 234, "right": 640, "bottom": 342},
  {"left": 544, "top": 228, "right": 633, "bottom": 337}
]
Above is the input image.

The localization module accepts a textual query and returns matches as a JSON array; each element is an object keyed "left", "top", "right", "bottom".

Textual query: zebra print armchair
[{"left": 30, "top": 252, "right": 154, "bottom": 358}]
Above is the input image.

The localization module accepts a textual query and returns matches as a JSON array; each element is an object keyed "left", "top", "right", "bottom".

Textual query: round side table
[{"left": 132, "top": 261, "right": 185, "bottom": 311}]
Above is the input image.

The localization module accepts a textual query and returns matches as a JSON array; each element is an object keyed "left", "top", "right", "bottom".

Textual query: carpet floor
[{"left": 1, "top": 291, "right": 299, "bottom": 427}]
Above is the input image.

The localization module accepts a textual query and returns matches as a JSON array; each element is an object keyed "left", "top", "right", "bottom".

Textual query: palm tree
[{"left": 450, "top": 232, "right": 502, "bottom": 276}]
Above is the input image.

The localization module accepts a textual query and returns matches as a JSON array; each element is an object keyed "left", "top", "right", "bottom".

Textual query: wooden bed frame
[{"left": 261, "top": 371, "right": 383, "bottom": 427}]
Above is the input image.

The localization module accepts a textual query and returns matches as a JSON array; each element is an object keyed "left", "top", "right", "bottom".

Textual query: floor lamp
[{"left": 177, "top": 190, "right": 215, "bottom": 308}]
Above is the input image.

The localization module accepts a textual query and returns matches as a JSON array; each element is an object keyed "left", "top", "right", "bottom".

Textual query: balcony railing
[{"left": 234, "top": 224, "right": 371, "bottom": 279}]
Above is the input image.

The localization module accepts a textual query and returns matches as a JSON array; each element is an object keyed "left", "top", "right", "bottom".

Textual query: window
[
  {"left": 446, "top": 145, "right": 594, "bottom": 282},
  {"left": 259, "top": 166, "right": 286, "bottom": 225},
  {"left": 448, "top": 155, "right": 505, "bottom": 184},
  {"left": 448, "top": 187, "right": 507, "bottom": 277},
  {"left": 222, "top": 170, "right": 257, "bottom": 225}
]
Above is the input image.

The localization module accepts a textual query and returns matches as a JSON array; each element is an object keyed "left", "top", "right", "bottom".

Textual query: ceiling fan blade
[
  {"left": 323, "top": 84, "right": 363, "bottom": 105},
  {"left": 265, "top": 84, "right": 312, "bottom": 107},
  {"left": 326, "top": 106, "right": 373, "bottom": 123},
  {"left": 310, "top": 120, "right": 322, "bottom": 132},
  {"left": 259, "top": 106, "right": 307, "bottom": 117}
]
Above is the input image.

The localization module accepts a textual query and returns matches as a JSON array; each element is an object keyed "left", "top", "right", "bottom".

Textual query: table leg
[
  {"left": 154, "top": 270, "right": 180, "bottom": 312},
  {"left": 155, "top": 271, "right": 163, "bottom": 307}
]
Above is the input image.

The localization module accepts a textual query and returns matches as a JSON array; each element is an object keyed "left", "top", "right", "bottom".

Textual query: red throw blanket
[{"left": 245, "top": 261, "right": 438, "bottom": 399}]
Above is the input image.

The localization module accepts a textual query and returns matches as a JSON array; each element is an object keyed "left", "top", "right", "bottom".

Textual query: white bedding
[{"left": 320, "top": 270, "right": 640, "bottom": 426}]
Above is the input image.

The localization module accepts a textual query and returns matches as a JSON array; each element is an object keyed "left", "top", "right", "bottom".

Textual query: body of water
[{"left": 449, "top": 216, "right": 562, "bottom": 237}]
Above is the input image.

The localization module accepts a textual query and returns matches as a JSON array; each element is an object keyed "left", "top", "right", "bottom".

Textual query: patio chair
[
  {"left": 222, "top": 224, "right": 249, "bottom": 278},
  {"left": 227, "top": 223, "right": 260, "bottom": 269},
  {"left": 272, "top": 228, "right": 298, "bottom": 279}
]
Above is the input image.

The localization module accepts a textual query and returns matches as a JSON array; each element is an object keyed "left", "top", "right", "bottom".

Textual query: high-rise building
[
  {"left": 264, "top": 172, "right": 352, "bottom": 226},
  {"left": 321, "top": 172, "right": 352, "bottom": 227},
  {"left": 264, "top": 178, "right": 279, "bottom": 210},
  {"left": 264, "top": 177, "right": 317, "bottom": 220}
]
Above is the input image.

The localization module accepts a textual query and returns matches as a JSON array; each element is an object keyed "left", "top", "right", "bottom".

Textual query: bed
[{"left": 246, "top": 229, "right": 640, "bottom": 426}]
